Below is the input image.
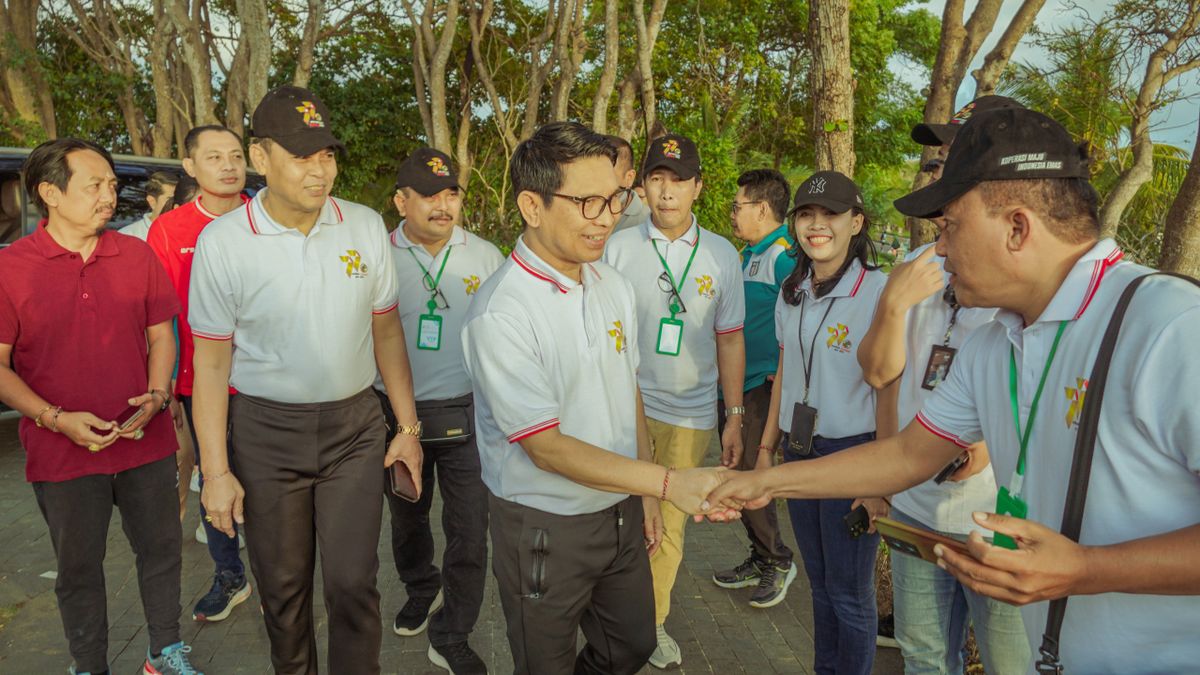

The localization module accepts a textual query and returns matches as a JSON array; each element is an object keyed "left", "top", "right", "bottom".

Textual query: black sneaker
[
  {"left": 877, "top": 613, "right": 900, "bottom": 649},
  {"left": 192, "top": 570, "right": 251, "bottom": 622},
  {"left": 428, "top": 640, "right": 487, "bottom": 674},
  {"left": 393, "top": 589, "right": 444, "bottom": 636},
  {"left": 749, "top": 561, "right": 798, "bottom": 608},
  {"left": 712, "top": 555, "right": 765, "bottom": 589}
]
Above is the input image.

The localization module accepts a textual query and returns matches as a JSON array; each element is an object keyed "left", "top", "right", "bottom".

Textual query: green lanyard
[
  {"left": 406, "top": 246, "right": 452, "bottom": 314},
  {"left": 1006, "top": 320, "right": 1068, "bottom": 494},
  {"left": 652, "top": 229, "right": 700, "bottom": 318}
]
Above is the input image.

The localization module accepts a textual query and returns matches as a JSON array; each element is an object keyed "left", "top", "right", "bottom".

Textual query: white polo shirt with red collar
[
  {"left": 918, "top": 238, "right": 1200, "bottom": 673},
  {"left": 603, "top": 216, "right": 745, "bottom": 429},
  {"left": 774, "top": 258, "right": 887, "bottom": 439},
  {"left": 378, "top": 223, "right": 504, "bottom": 402},
  {"left": 188, "top": 188, "right": 399, "bottom": 404},
  {"left": 462, "top": 235, "right": 641, "bottom": 516}
]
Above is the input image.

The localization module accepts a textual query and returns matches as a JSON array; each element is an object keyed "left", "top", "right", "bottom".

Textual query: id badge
[
  {"left": 921, "top": 345, "right": 957, "bottom": 390},
  {"left": 656, "top": 318, "right": 684, "bottom": 356},
  {"left": 993, "top": 486, "right": 1028, "bottom": 549},
  {"left": 417, "top": 313, "right": 443, "bottom": 351},
  {"left": 788, "top": 402, "right": 819, "bottom": 457}
]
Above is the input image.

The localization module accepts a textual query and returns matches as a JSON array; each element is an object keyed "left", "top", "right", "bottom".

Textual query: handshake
[{"left": 662, "top": 466, "right": 771, "bottom": 521}]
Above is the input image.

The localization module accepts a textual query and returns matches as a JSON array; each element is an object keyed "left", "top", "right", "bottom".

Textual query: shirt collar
[
  {"left": 744, "top": 223, "right": 792, "bottom": 257},
  {"left": 511, "top": 235, "right": 600, "bottom": 294},
  {"left": 995, "top": 238, "right": 1124, "bottom": 333},
  {"left": 32, "top": 223, "right": 122, "bottom": 259},
  {"left": 245, "top": 188, "right": 344, "bottom": 236},
  {"left": 195, "top": 193, "right": 250, "bottom": 221},
  {"left": 644, "top": 214, "right": 699, "bottom": 247},
  {"left": 390, "top": 222, "right": 467, "bottom": 251},
  {"left": 800, "top": 258, "right": 867, "bottom": 299}
]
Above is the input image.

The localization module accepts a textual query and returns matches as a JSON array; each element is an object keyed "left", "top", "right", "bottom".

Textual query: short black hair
[
  {"left": 603, "top": 134, "right": 634, "bottom": 171},
  {"left": 23, "top": 138, "right": 115, "bottom": 218},
  {"left": 976, "top": 178, "right": 1100, "bottom": 244},
  {"left": 144, "top": 170, "right": 179, "bottom": 198},
  {"left": 510, "top": 121, "right": 616, "bottom": 207},
  {"left": 736, "top": 169, "right": 791, "bottom": 223},
  {"left": 184, "top": 125, "right": 243, "bottom": 158}
]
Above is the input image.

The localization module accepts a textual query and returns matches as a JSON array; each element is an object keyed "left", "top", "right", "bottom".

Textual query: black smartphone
[
  {"left": 843, "top": 504, "right": 870, "bottom": 538},
  {"left": 788, "top": 402, "right": 818, "bottom": 457},
  {"left": 933, "top": 452, "right": 969, "bottom": 484}
]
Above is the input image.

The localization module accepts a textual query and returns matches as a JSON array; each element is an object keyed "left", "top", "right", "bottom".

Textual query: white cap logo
[{"left": 808, "top": 177, "right": 827, "bottom": 194}]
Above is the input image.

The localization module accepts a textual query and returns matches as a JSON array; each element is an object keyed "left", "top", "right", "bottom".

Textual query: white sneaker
[
  {"left": 189, "top": 468, "right": 200, "bottom": 493},
  {"left": 195, "top": 521, "right": 245, "bottom": 549},
  {"left": 648, "top": 624, "right": 682, "bottom": 669}
]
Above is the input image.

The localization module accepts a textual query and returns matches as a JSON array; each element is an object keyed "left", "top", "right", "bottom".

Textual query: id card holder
[
  {"left": 417, "top": 313, "right": 443, "bottom": 351},
  {"left": 993, "top": 486, "right": 1028, "bottom": 549},
  {"left": 921, "top": 345, "right": 957, "bottom": 390},
  {"left": 656, "top": 318, "right": 684, "bottom": 356},
  {"left": 788, "top": 402, "right": 818, "bottom": 457}
]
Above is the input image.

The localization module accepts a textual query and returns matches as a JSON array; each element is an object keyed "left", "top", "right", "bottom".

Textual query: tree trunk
[
  {"left": 225, "top": 41, "right": 250, "bottom": 138},
  {"left": 617, "top": 74, "right": 639, "bottom": 141},
  {"left": 293, "top": 0, "right": 325, "bottom": 88},
  {"left": 971, "top": 0, "right": 1047, "bottom": 96},
  {"left": 519, "top": 0, "right": 567, "bottom": 140},
  {"left": 0, "top": 0, "right": 56, "bottom": 139},
  {"left": 1159, "top": 110, "right": 1200, "bottom": 276},
  {"left": 237, "top": 0, "right": 271, "bottom": 114},
  {"left": 591, "top": 0, "right": 619, "bottom": 134},
  {"left": 632, "top": 0, "right": 668, "bottom": 137},
  {"left": 116, "top": 89, "right": 149, "bottom": 156},
  {"left": 809, "top": 0, "right": 855, "bottom": 176},
  {"left": 429, "top": 0, "right": 461, "bottom": 152},
  {"left": 165, "top": 0, "right": 217, "bottom": 125},
  {"left": 150, "top": 0, "right": 175, "bottom": 157},
  {"left": 467, "top": 0, "right": 518, "bottom": 150}
]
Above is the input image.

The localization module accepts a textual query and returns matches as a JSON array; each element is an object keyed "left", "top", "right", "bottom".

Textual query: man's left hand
[
  {"left": 935, "top": 511, "right": 1088, "bottom": 606},
  {"left": 117, "top": 392, "right": 160, "bottom": 439},
  {"left": 643, "top": 496, "right": 664, "bottom": 555},
  {"left": 384, "top": 433, "right": 424, "bottom": 499},
  {"left": 720, "top": 418, "right": 744, "bottom": 468}
]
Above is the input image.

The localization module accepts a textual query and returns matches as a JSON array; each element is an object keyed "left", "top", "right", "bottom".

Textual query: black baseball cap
[
  {"left": 250, "top": 86, "right": 345, "bottom": 156},
  {"left": 895, "top": 108, "right": 1089, "bottom": 219},
  {"left": 396, "top": 148, "right": 459, "bottom": 195},
  {"left": 790, "top": 171, "right": 864, "bottom": 215},
  {"left": 642, "top": 134, "right": 701, "bottom": 181},
  {"left": 911, "top": 95, "right": 1024, "bottom": 147}
]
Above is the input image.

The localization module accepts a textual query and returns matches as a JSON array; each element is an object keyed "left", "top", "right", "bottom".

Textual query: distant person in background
[
  {"left": 605, "top": 135, "right": 650, "bottom": 232},
  {"left": 160, "top": 174, "right": 200, "bottom": 214},
  {"left": 119, "top": 170, "right": 178, "bottom": 240}
]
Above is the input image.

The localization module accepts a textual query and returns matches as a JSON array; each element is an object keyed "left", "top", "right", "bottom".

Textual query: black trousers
[
  {"left": 230, "top": 389, "right": 385, "bottom": 675},
  {"left": 377, "top": 390, "right": 488, "bottom": 647},
  {"left": 489, "top": 493, "right": 656, "bottom": 675},
  {"left": 33, "top": 454, "right": 182, "bottom": 673},
  {"left": 719, "top": 380, "right": 794, "bottom": 566}
]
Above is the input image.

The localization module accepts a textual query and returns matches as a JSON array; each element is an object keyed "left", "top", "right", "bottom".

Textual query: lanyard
[
  {"left": 1007, "top": 320, "right": 1068, "bottom": 495},
  {"left": 406, "top": 246, "right": 452, "bottom": 313},
  {"left": 942, "top": 304, "right": 960, "bottom": 346},
  {"left": 652, "top": 229, "right": 700, "bottom": 315},
  {"left": 797, "top": 293, "right": 836, "bottom": 404}
]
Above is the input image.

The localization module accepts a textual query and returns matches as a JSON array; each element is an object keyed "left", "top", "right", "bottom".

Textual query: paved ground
[{"left": 0, "top": 416, "right": 903, "bottom": 674}]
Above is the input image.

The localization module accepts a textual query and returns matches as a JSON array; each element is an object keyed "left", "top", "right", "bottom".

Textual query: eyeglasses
[
  {"left": 657, "top": 272, "right": 688, "bottom": 315},
  {"left": 421, "top": 273, "right": 450, "bottom": 310},
  {"left": 921, "top": 159, "right": 945, "bottom": 174},
  {"left": 551, "top": 187, "right": 635, "bottom": 219},
  {"left": 730, "top": 200, "right": 764, "bottom": 214}
]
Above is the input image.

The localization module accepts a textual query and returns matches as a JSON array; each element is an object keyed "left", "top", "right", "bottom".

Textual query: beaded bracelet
[
  {"left": 660, "top": 466, "right": 675, "bottom": 501},
  {"left": 33, "top": 404, "right": 57, "bottom": 428}
]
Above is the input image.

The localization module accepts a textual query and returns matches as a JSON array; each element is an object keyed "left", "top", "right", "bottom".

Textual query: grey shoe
[
  {"left": 711, "top": 555, "right": 765, "bottom": 589},
  {"left": 749, "top": 561, "right": 797, "bottom": 609},
  {"left": 143, "top": 641, "right": 203, "bottom": 674},
  {"left": 647, "top": 624, "right": 682, "bottom": 669}
]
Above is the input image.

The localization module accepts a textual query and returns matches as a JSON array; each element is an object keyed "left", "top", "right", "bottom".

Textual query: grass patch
[{"left": 0, "top": 602, "right": 22, "bottom": 633}]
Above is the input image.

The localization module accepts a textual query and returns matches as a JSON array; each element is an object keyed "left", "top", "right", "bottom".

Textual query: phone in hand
[
  {"left": 389, "top": 461, "right": 419, "bottom": 503},
  {"left": 933, "top": 452, "right": 969, "bottom": 484},
  {"left": 843, "top": 504, "right": 870, "bottom": 538},
  {"left": 874, "top": 516, "right": 969, "bottom": 564},
  {"left": 117, "top": 404, "right": 149, "bottom": 431}
]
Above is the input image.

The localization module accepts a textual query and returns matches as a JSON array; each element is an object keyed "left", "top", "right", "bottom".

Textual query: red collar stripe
[
  {"left": 329, "top": 197, "right": 344, "bottom": 223},
  {"left": 512, "top": 250, "right": 569, "bottom": 294},
  {"left": 507, "top": 418, "right": 560, "bottom": 444},
  {"left": 245, "top": 201, "right": 260, "bottom": 235},
  {"left": 849, "top": 267, "right": 867, "bottom": 297},
  {"left": 1074, "top": 249, "right": 1124, "bottom": 320}
]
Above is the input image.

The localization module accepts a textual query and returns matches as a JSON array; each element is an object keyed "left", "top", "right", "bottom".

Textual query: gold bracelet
[
  {"left": 50, "top": 407, "right": 63, "bottom": 433},
  {"left": 33, "top": 404, "right": 57, "bottom": 428},
  {"left": 203, "top": 468, "right": 232, "bottom": 482}
]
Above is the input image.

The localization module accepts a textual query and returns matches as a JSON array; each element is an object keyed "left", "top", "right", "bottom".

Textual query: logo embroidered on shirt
[
  {"left": 608, "top": 320, "right": 627, "bottom": 353},
  {"left": 340, "top": 249, "right": 368, "bottom": 278},
  {"left": 463, "top": 274, "right": 481, "bottom": 295},
  {"left": 826, "top": 323, "right": 851, "bottom": 352},
  {"left": 662, "top": 139, "right": 681, "bottom": 159},
  {"left": 695, "top": 274, "right": 716, "bottom": 299},
  {"left": 1065, "top": 378, "right": 1089, "bottom": 429},
  {"left": 427, "top": 157, "right": 450, "bottom": 176},
  {"left": 295, "top": 101, "right": 325, "bottom": 128},
  {"left": 748, "top": 260, "right": 761, "bottom": 277}
]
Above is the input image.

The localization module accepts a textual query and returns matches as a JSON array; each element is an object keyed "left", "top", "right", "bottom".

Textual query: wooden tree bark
[
  {"left": 519, "top": 0, "right": 567, "bottom": 140},
  {"left": 631, "top": 0, "right": 668, "bottom": 138},
  {"left": 616, "top": 75, "right": 639, "bottom": 140},
  {"left": 809, "top": 0, "right": 855, "bottom": 176},
  {"left": 0, "top": 0, "right": 57, "bottom": 139},
  {"left": 293, "top": 0, "right": 326, "bottom": 88},
  {"left": 404, "top": 0, "right": 461, "bottom": 152},
  {"left": 550, "top": 0, "right": 587, "bottom": 122},
  {"left": 237, "top": 0, "right": 271, "bottom": 115},
  {"left": 590, "top": 0, "right": 619, "bottom": 133},
  {"left": 971, "top": 0, "right": 1046, "bottom": 96},
  {"left": 149, "top": 0, "right": 176, "bottom": 157},
  {"left": 1098, "top": 3, "right": 1200, "bottom": 239},
  {"left": 467, "top": 0, "right": 518, "bottom": 150},
  {"left": 165, "top": 0, "right": 217, "bottom": 125},
  {"left": 1159, "top": 109, "right": 1200, "bottom": 276}
]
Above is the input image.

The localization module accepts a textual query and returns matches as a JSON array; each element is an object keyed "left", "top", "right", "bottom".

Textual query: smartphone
[
  {"left": 932, "top": 452, "right": 969, "bottom": 484},
  {"left": 843, "top": 504, "right": 870, "bottom": 538},
  {"left": 117, "top": 404, "right": 148, "bottom": 431},
  {"left": 874, "top": 517, "right": 969, "bottom": 564},
  {"left": 389, "top": 462, "right": 419, "bottom": 503}
]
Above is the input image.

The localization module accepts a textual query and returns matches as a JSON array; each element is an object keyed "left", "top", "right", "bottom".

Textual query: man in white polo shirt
[
  {"left": 188, "top": 86, "right": 424, "bottom": 674},
  {"left": 604, "top": 134, "right": 650, "bottom": 232},
  {"left": 462, "top": 121, "right": 731, "bottom": 675},
  {"left": 377, "top": 147, "right": 502, "bottom": 674},
  {"left": 707, "top": 108, "right": 1200, "bottom": 673},
  {"left": 603, "top": 132, "right": 745, "bottom": 669}
]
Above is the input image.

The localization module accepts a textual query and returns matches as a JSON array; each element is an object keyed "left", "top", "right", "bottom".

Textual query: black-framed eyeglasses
[
  {"left": 551, "top": 187, "right": 635, "bottom": 219},
  {"left": 657, "top": 272, "right": 688, "bottom": 315},
  {"left": 421, "top": 273, "right": 450, "bottom": 310},
  {"left": 730, "top": 200, "right": 765, "bottom": 214},
  {"left": 921, "top": 158, "right": 945, "bottom": 174}
]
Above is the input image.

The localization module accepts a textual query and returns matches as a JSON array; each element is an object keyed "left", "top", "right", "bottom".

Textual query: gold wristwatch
[{"left": 397, "top": 421, "right": 423, "bottom": 438}]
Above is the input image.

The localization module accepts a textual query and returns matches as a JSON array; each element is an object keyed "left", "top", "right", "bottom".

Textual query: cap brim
[
  {"left": 911, "top": 123, "right": 957, "bottom": 147},
  {"left": 268, "top": 129, "right": 347, "bottom": 157},
  {"left": 893, "top": 178, "right": 976, "bottom": 219},
  {"left": 402, "top": 178, "right": 461, "bottom": 196},
  {"left": 789, "top": 196, "right": 855, "bottom": 215},
  {"left": 642, "top": 159, "right": 699, "bottom": 182}
]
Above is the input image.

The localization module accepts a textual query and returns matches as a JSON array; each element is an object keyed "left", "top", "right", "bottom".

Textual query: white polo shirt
[
  {"left": 603, "top": 217, "right": 745, "bottom": 429},
  {"left": 377, "top": 223, "right": 503, "bottom": 402},
  {"left": 462, "top": 235, "right": 641, "bottom": 516},
  {"left": 919, "top": 238, "right": 1200, "bottom": 673},
  {"left": 189, "top": 188, "right": 399, "bottom": 403},
  {"left": 119, "top": 213, "right": 154, "bottom": 241},
  {"left": 774, "top": 259, "right": 886, "bottom": 438},
  {"left": 889, "top": 243, "right": 1000, "bottom": 536}
]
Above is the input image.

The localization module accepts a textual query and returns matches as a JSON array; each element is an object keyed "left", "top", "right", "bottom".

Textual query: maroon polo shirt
[{"left": 0, "top": 225, "right": 180, "bottom": 482}]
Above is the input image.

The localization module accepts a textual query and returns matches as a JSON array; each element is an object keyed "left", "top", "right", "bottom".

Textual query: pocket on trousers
[{"left": 526, "top": 527, "right": 549, "bottom": 599}]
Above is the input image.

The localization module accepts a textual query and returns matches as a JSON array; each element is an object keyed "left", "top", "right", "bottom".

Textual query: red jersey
[{"left": 146, "top": 196, "right": 246, "bottom": 396}]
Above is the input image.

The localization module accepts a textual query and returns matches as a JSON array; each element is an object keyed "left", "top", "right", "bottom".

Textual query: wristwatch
[
  {"left": 150, "top": 389, "right": 172, "bottom": 412},
  {"left": 724, "top": 406, "right": 746, "bottom": 417},
  {"left": 398, "top": 421, "right": 423, "bottom": 438}
]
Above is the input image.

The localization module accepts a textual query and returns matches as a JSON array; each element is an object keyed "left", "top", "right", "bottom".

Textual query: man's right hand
[
  {"left": 201, "top": 472, "right": 245, "bottom": 539},
  {"left": 880, "top": 246, "right": 943, "bottom": 312},
  {"left": 664, "top": 466, "right": 734, "bottom": 516},
  {"left": 57, "top": 411, "right": 120, "bottom": 451}
]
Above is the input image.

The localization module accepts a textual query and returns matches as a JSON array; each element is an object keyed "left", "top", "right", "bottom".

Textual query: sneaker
[
  {"left": 711, "top": 555, "right": 765, "bottom": 589},
  {"left": 143, "top": 641, "right": 203, "bottom": 674},
  {"left": 428, "top": 641, "right": 487, "bottom": 674},
  {"left": 647, "top": 624, "right": 682, "bottom": 669},
  {"left": 393, "top": 589, "right": 444, "bottom": 636},
  {"left": 877, "top": 613, "right": 900, "bottom": 649},
  {"left": 189, "top": 469, "right": 200, "bottom": 493},
  {"left": 68, "top": 667, "right": 109, "bottom": 674},
  {"left": 192, "top": 570, "right": 252, "bottom": 622},
  {"left": 749, "top": 561, "right": 798, "bottom": 609},
  {"left": 194, "top": 522, "right": 245, "bottom": 549}
]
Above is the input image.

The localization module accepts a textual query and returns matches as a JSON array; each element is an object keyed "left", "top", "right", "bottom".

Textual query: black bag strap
[{"left": 1035, "top": 271, "right": 1200, "bottom": 674}]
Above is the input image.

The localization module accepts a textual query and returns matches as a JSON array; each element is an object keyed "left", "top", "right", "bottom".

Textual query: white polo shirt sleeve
[
  {"left": 189, "top": 231, "right": 239, "bottom": 340},
  {"left": 370, "top": 214, "right": 400, "bottom": 315},
  {"left": 462, "top": 311, "right": 561, "bottom": 443},
  {"left": 1131, "top": 305, "right": 1200, "bottom": 473},
  {"left": 915, "top": 328, "right": 987, "bottom": 449},
  {"left": 714, "top": 243, "right": 746, "bottom": 334}
]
